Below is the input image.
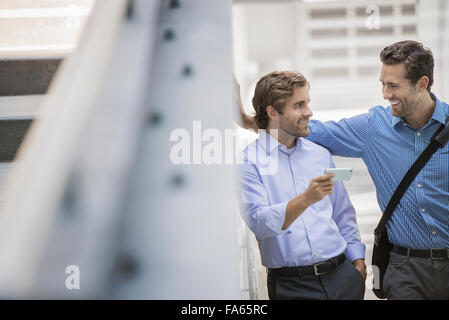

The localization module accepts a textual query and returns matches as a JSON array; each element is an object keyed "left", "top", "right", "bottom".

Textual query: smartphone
[{"left": 324, "top": 168, "right": 353, "bottom": 181}]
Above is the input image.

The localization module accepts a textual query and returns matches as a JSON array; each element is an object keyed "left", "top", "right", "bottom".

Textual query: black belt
[
  {"left": 268, "top": 253, "right": 346, "bottom": 277},
  {"left": 392, "top": 245, "right": 449, "bottom": 259}
]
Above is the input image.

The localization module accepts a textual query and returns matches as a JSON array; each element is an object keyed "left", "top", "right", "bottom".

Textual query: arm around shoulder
[{"left": 307, "top": 113, "right": 370, "bottom": 158}]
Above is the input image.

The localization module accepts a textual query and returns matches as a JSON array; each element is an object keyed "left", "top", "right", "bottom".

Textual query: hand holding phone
[{"left": 303, "top": 173, "right": 335, "bottom": 205}]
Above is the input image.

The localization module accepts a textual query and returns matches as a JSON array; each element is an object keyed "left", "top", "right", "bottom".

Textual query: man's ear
[
  {"left": 417, "top": 75, "right": 430, "bottom": 93},
  {"left": 266, "top": 105, "right": 278, "bottom": 121}
]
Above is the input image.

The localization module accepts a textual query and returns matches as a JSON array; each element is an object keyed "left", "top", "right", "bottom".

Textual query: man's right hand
[
  {"left": 283, "top": 173, "right": 336, "bottom": 230},
  {"left": 303, "top": 173, "right": 335, "bottom": 205},
  {"left": 234, "top": 75, "right": 258, "bottom": 132}
]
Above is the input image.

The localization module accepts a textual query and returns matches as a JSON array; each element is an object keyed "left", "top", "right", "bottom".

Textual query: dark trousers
[
  {"left": 383, "top": 251, "right": 449, "bottom": 300},
  {"left": 267, "top": 258, "right": 365, "bottom": 300}
]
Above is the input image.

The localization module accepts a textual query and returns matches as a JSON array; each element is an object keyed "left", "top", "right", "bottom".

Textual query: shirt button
[
  {"left": 432, "top": 231, "right": 436, "bottom": 235},
  {"left": 421, "top": 208, "right": 426, "bottom": 212},
  {"left": 417, "top": 132, "right": 421, "bottom": 136},
  {"left": 418, "top": 184, "right": 422, "bottom": 188}
]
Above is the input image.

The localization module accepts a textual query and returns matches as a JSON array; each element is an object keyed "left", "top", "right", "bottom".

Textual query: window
[
  {"left": 310, "top": 28, "right": 347, "bottom": 39},
  {"left": 356, "top": 26, "right": 394, "bottom": 36},
  {"left": 310, "top": 8, "right": 346, "bottom": 19},
  {"left": 311, "top": 48, "right": 348, "bottom": 58},
  {"left": 313, "top": 67, "right": 349, "bottom": 78},
  {"left": 402, "top": 4, "right": 415, "bottom": 15},
  {"left": 0, "top": 0, "right": 95, "bottom": 55}
]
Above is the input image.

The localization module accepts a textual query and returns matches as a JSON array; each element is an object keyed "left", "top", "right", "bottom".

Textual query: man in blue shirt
[
  {"left": 306, "top": 41, "right": 449, "bottom": 300},
  {"left": 239, "top": 71, "right": 366, "bottom": 300}
]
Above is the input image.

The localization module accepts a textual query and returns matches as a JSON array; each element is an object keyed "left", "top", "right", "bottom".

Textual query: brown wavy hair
[
  {"left": 380, "top": 40, "right": 434, "bottom": 92},
  {"left": 252, "top": 71, "right": 308, "bottom": 129}
]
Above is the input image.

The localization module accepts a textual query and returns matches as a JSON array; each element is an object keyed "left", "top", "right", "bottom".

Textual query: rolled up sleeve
[{"left": 239, "top": 162, "right": 288, "bottom": 241}]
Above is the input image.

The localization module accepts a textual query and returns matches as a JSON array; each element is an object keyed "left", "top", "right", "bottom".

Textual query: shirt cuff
[
  {"left": 345, "top": 242, "right": 366, "bottom": 262},
  {"left": 263, "top": 201, "right": 289, "bottom": 236}
]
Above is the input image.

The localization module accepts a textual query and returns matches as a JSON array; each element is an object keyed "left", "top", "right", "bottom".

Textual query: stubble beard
[
  {"left": 396, "top": 97, "right": 419, "bottom": 119},
  {"left": 279, "top": 119, "right": 309, "bottom": 139}
]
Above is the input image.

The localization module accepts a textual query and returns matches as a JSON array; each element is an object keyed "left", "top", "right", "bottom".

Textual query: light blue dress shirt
[
  {"left": 239, "top": 130, "right": 365, "bottom": 268},
  {"left": 307, "top": 93, "right": 449, "bottom": 249}
]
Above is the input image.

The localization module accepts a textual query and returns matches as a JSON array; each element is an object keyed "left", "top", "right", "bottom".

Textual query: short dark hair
[
  {"left": 380, "top": 40, "right": 434, "bottom": 92},
  {"left": 252, "top": 71, "right": 308, "bottom": 129}
]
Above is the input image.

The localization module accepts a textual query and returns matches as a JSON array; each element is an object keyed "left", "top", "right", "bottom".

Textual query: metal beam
[{"left": 0, "top": 0, "right": 243, "bottom": 299}]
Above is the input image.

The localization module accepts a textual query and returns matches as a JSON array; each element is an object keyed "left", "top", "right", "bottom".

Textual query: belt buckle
[
  {"left": 313, "top": 261, "right": 327, "bottom": 276},
  {"left": 430, "top": 249, "right": 448, "bottom": 260}
]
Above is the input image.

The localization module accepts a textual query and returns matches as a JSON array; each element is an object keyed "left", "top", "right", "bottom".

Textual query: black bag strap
[{"left": 374, "top": 117, "right": 449, "bottom": 243}]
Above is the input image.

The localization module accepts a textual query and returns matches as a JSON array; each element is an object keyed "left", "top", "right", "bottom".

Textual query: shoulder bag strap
[{"left": 374, "top": 117, "right": 449, "bottom": 244}]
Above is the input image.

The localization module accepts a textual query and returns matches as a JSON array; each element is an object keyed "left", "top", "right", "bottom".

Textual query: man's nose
[
  {"left": 383, "top": 86, "right": 393, "bottom": 100},
  {"left": 305, "top": 105, "right": 313, "bottom": 118}
]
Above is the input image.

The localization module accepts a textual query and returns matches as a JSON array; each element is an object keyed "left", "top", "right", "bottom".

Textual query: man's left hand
[{"left": 352, "top": 259, "right": 367, "bottom": 279}]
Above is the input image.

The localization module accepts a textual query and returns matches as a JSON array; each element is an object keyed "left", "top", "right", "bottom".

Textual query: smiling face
[
  {"left": 380, "top": 63, "right": 421, "bottom": 119},
  {"left": 277, "top": 85, "right": 313, "bottom": 138}
]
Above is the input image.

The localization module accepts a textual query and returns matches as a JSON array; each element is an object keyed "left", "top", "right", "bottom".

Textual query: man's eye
[{"left": 380, "top": 83, "right": 397, "bottom": 88}]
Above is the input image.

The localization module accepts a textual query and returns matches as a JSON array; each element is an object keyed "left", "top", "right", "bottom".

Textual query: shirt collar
[
  {"left": 431, "top": 93, "right": 448, "bottom": 124},
  {"left": 392, "top": 92, "right": 447, "bottom": 128},
  {"left": 258, "top": 129, "right": 302, "bottom": 154}
]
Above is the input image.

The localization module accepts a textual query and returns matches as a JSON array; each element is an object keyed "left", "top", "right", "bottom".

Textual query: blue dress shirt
[
  {"left": 307, "top": 93, "right": 449, "bottom": 249},
  {"left": 239, "top": 130, "right": 365, "bottom": 268}
]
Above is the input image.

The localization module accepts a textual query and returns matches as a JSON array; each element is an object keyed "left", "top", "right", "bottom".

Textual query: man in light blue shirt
[
  {"left": 307, "top": 41, "right": 449, "bottom": 300},
  {"left": 240, "top": 71, "right": 366, "bottom": 300}
]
